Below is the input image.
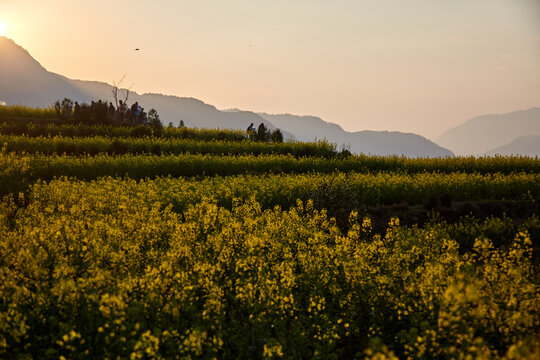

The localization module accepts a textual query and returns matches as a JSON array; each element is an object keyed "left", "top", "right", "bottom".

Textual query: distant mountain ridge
[
  {"left": 258, "top": 113, "right": 453, "bottom": 157},
  {"left": 485, "top": 136, "right": 540, "bottom": 157},
  {"left": 1, "top": 35, "right": 453, "bottom": 157},
  {"left": 436, "top": 108, "right": 540, "bottom": 156},
  {"left": 0, "top": 36, "right": 92, "bottom": 106}
]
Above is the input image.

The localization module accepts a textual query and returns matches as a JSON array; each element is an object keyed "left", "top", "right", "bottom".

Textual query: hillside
[
  {"left": 1, "top": 35, "right": 455, "bottom": 157},
  {"left": 436, "top": 108, "right": 540, "bottom": 156},
  {"left": 0, "top": 37, "right": 90, "bottom": 106},
  {"left": 258, "top": 113, "right": 454, "bottom": 158},
  {"left": 485, "top": 135, "right": 540, "bottom": 157}
]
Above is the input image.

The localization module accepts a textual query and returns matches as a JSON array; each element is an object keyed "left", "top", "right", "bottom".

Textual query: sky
[{"left": 0, "top": 0, "right": 539, "bottom": 139}]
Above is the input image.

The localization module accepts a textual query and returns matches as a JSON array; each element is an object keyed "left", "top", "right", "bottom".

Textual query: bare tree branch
[
  {"left": 112, "top": 75, "right": 133, "bottom": 107},
  {"left": 123, "top": 82, "right": 134, "bottom": 104}
]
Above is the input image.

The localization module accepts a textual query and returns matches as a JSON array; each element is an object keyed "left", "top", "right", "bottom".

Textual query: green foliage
[
  {"left": 271, "top": 129, "right": 284, "bottom": 143},
  {"left": 54, "top": 98, "right": 74, "bottom": 121},
  {"left": 0, "top": 104, "right": 56, "bottom": 119},
  {"left": 0, "top": 122, "right": 249, "bottom": 141},
  {"left": 252, "top": 123, "right": 285, "bottom": 143},
  {"left": 1, "top": 152, "right": 540, "bottom": 196},
  {"left": 0, "top": 134, "right": 337, "bottom": 158},
  {"left": 256, "top": 123, "right": 269, "bottom": 142},
  {"left": 147, "top": 109, "right": 161, "bottom": 127}
]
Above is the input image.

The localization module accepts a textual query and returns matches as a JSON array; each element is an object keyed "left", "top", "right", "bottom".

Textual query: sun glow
[{"left": 0, "top": 21, "right": 7, "bottom": 36}]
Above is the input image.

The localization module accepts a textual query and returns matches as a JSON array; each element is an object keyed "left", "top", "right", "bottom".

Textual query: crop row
[
  {"left": 0, "top": 104, "right": 56, "bottom": 119},
  {"left": 2, "top": 151, "right": 540, "bottom": 193},
  {"left": 24, "top": 172, "right": 540, "bottom": 215},
  {"left": 0, "top": 122, "right": 249, "bottom": 141},
  {"left": 0, "top": 135, "right": 337, "bottom": 158},
  {"left": 1, "top": 192, "right": 537, "bottom": 358}
]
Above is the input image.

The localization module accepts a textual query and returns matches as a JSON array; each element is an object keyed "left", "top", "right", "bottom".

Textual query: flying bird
[{"left": 134, "top": 48, "right": 140, "bottom": 51}]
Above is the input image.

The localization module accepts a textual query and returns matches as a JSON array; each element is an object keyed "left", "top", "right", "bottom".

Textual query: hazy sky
[{"left": 1, "top": 0, "right": 539, "bottom": 138}]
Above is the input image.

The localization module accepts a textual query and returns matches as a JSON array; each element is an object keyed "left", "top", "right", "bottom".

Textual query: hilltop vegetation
[
  {"left": 0, "top": 104, "right": 538, "bottom": 359},
  {"left": 0, "top": 103, "right": 56, "bottom": 119}
]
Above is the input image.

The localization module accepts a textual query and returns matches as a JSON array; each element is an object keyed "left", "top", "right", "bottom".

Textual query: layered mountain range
[
  {"left": 257, "top": 113, "right": 454, "bottom": 157},
  {"left": 437, "top": 108, "right": 540, "bottom": 156}
]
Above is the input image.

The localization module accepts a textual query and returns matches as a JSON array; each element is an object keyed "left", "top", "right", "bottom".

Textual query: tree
[
  {"left": 54, "top": 98, "right": 74, "bottom": 121},
  {"left": 271, "top": 129, "right": 284, "bottom": 143},
  {"left": 148, "top": 109, "right": 162, "bottom": 129},
  {"left": 256, "top": 123, "right": 269, "bottom": 142}
]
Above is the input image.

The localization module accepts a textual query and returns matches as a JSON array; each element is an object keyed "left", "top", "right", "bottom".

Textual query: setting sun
[{"left": 0, "top": 21, "right": 7, "bottom": 36}]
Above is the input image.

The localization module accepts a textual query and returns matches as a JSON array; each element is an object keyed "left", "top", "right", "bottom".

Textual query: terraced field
[{"left": 0, "top": 106, "right": 538, "bottom": 359}]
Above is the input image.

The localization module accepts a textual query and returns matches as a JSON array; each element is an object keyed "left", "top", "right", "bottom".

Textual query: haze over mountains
[
  {"left": 0, "top": 36, "right": 90, "bottom": 106},
  {"left": 257, "top": 113, "right": 454, "bottom": 157},
  {"left": 2, "top": 35, "right": 537, "bottom": 157},
  {"left": 485, "top": 136, "right": 540, "bottom": 157},
  {"left": 437, "top": 108, "right": 540, "bottom": 156}
]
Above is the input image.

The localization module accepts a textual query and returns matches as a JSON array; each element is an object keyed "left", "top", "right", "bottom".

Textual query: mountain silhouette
[
  {"left": 436, "top": 108, "right": 540, "bottom": 156},
  {"left": 485, "top": 136, "right": 540, "bottom": 157},
  {"left": 0, "top": 37, "right": 90, "bottom": 106},
  {"left": 258, "top": 113, "right": 453, "bottom": 157},
  {"left": 1, "top": 36, "right": 454, "bottom": 157}
]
